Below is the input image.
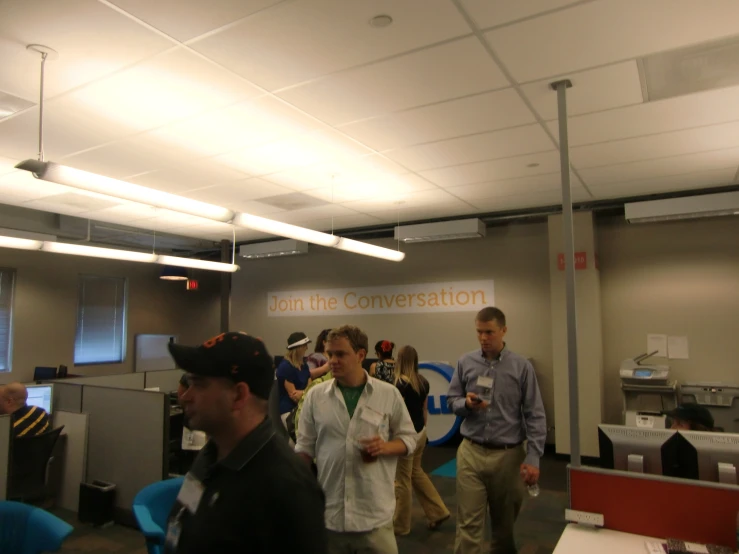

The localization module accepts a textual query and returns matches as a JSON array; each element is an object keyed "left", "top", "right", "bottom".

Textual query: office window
[
  {"left": 0, "top": 269, "right": 16, "bottom": 372},
  {"left": 75, "top": 275, "right": 127, "bottom": 365}
]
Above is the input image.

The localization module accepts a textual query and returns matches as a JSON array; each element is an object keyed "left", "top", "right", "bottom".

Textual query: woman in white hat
[{"left": 276, "top": 332, "right": 312, "bottom": 430}]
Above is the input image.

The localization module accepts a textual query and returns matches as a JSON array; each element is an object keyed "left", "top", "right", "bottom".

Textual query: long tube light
[
  {"left": 15, "top": 159, "right": 234, "bottom": 223},
  {"left": 232, "top": 213, "right": 340, "bottom": 247},
  {"left": 334, "top": 237, "right": 405, "bottom": 262},
  {"left": 0, "top": 234, "right": 239, "bottom": 273},
  {"left": 157, "top": 255, "right": 238, "bottom": 273}
]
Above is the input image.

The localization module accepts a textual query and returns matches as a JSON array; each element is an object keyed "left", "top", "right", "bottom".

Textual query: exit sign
[{"left": 557, "top": 252, "right": 587, "bottom": 271}]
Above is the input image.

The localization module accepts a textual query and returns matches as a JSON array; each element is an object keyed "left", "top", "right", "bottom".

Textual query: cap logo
[{"left": 203, "top": 333, "right": 226, "bottom": 349}]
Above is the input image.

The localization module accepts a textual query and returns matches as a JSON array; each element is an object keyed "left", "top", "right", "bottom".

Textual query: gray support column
[
  {"left": 550, "top": 79, "right": 581, "bottom": 467},
  {"left": 220, "top": 239, "right": 231, "bottom": 333}
]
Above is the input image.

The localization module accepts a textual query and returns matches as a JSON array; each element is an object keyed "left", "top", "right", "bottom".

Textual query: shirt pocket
[{"left": 494, "top": 372, "right": 522, "bottom": 412}]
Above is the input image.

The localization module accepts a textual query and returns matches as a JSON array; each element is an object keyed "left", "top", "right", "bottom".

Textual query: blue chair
[
  {"left": 133, "top": 476, "right": 184, "bottom": 554},
  {"left": 0, "top": 501, "right": 74, "bottom": 553}
]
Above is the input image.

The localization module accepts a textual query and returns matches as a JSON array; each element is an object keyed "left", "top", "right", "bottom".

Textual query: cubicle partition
[
  {"left": 52, "top": 411, "right": 89, "bottom": 512},
  {"left": 0, "top": 415, "right": 9, "bottom": 501},
  {"left": 82, "top": 386, "right": 168, "bottom": 525},
  {"left": 144, "top": 369, "right": 183, "bottom": 392},
  {"left": 569, "top": 465, "right": 739, "bottom": 547},
  {"left": 52, "top": 382, "right": 83, "bottom": 413},
  {"left": 64, "top": 372, "right": 145, "bottom": 389}
]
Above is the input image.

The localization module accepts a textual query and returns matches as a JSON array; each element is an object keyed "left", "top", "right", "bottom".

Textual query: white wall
[
  {"left": 598, "top": 215, "right": 739, "bottom": 423},
  {"left": 0, "top": 248, "right": 221, "bottom": 384},
  {"left": 232, "top": 222, "right": 556, "bottom": 441}
]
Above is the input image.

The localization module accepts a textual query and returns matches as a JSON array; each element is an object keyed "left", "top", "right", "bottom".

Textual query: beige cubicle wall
[
  {"left": 144, "top": 369, "right": 184, "bottom": 393},
  {"left": 82, "top": 385, "right": 168, "bottom": 525},
  {"left": 52, "top": 382, "right": 83, "bottom": 413},
  {"left": 63, "top": 372, "right": 145, "bottom": 389},
  {"left": 0, "top": 415, "right": 9, "bottom": 501},
  {"left": 52, "top": 411, "right": 89, "bottom": 512}
]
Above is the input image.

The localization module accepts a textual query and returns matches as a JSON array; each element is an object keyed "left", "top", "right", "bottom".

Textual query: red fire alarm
[{"left": 186, "top": 279, "right": 199, "bottom": 291}]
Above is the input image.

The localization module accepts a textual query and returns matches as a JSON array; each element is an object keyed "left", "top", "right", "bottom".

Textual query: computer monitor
[
  {"left": 675, "top": 430, "right": 739, "bottom": 485},
  {"left": 598, "top": 424, "right": 681, "bottom": 476},
  {"left": 26, "top": 384, "right": 53, "bottom": 414},
  {"left": 33, "top": 366, "right": 57, "bottom": 381}
]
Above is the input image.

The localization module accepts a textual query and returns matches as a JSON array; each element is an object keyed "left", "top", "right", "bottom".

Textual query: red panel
[{"left": 570, "top": 468, "right": 739, "bottom": 547}]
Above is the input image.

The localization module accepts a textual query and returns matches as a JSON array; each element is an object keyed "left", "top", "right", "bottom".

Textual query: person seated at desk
[
  {"left": 665, "top": 403, "right": 715, "bottom": 431},
  {"left": 0, "top": 382, "right": 50, "bottom": 438}
]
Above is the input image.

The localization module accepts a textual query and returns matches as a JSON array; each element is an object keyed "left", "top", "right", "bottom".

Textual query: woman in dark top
[
  {"left": 276, "top": 332, "right": 312, "bottom": 424},
  {"left": 369, "top": 340, "right": 395, "bottom": 383},
  {"left": 392, "top": 345, "right": 450, "bottom": 536}
]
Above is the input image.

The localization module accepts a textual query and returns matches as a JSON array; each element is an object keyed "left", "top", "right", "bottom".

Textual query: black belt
[{"left": 465, "top": 438, "right": 523, "bottom": 450}]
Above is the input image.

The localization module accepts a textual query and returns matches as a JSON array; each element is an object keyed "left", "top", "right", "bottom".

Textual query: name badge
[
  {"left": 165, "top": 519, "right": 182, "bottom": 550},
  {"left": 177, "top": 473, "right": 205, "bottom": 514},
  {"left": 477, "top": 376, "right": 494, "bottom": 389}
]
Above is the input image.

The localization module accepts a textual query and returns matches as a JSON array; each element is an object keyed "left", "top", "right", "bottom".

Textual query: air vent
[
  {"left": 394, "top": 218, "right": 486, "bottom": 243},
  {"left": 641, "top": 36, "right": 739, "bottom": 102},
  {"left": 258, "top": 192, "right": 328, "bottom": 211},
  {"left": 625, "top": 191, "right": 739, "bottom": 223},
  {"left": 239, "top": 239, "right": 309, "bottom": 259}
]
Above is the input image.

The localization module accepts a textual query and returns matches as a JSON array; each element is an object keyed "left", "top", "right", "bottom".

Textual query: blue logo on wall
[
  {"left": 427, "top": 396, "right": 453, "bottom": 415},
  {"left": 418, "top": 362, "right": 462, "bottom": 446}
]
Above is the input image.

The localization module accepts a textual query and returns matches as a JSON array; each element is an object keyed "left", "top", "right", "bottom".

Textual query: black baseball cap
[
  {"left": 287, "top": 332, "right": 311, "bottom": 350},
  {"left": 168, "top": 332, "right": 274, "bottom": 400},
  {"left": 664, "top": 403, "right": 714, "bottom": 430}
]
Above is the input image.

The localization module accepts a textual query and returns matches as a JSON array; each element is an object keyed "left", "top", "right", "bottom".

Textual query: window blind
[
  {"left": 0, "top": 269, "right": 15, "bottom": 372},
  {"left": 74, "top": 275, "right": 127, "bottom": 365}
]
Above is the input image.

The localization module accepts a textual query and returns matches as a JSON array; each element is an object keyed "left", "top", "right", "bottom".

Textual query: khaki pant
[
  {"left": 394, "top": 428, "right": 450, "bottom": 535},
  {"left": 454, "top": 439, "right": 526, "bottom": 554},
  {"left": 327, "top": 522, "right": 397, "bottom": 554}
]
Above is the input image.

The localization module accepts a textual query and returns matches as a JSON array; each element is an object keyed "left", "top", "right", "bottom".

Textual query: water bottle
[{"left": 527, "top": 483, "right": 540, "bottom": 497}]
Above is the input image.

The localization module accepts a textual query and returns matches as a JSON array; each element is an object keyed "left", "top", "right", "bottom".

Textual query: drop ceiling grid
[{"left": 0, "top": 0, "right": 736, "bottom": 239}]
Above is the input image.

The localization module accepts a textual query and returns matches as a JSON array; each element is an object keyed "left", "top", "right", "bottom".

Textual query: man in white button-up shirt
[{"left": 296, "top": 325, "right": 417, "bottom": 554}]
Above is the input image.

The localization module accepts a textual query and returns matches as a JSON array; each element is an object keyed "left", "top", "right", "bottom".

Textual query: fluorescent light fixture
[
  {"left": 625, "top": 191, "right": 739, "bottom": 223},
  {"left": 157, "top": 255, "right": 239, "bottom": 273},
  {"left": 0, "top": 235, "right": 43, "bottom": 250},
  {"left": 394, "top": 218, "right": 486, "bottom": 243},
  {"left": 160, "top": 266, "right": 189, "bottom": 281},
  {"left": 233, "top": 213, "right": 339, "bottom": 247},
  {"left": 15, "top": 159, "right": 234, "bottom": 222},
  {"left": 239, "top": 239, "right": 309, "bottom": 259},
  {"left": 334, "top": 238, "right": 405, "bottom": 262},
  {"left": 41, "top": 241, "right": 158, "bottom": 263}
]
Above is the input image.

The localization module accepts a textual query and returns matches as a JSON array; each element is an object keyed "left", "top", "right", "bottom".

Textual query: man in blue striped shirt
[
  {"left": 0, "top": 382, "right": 51, "bottom": 438},
  {"left": 447, "top": 307, "right": 547, "bottom": 554}
]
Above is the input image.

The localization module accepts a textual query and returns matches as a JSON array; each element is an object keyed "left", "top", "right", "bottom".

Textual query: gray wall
[
  {"left": 598, "top": 215, "right": 739, "bottom": 423},
  {"left": 232, "top": 222, "right": 556, "bottom": 439},
  {"left": 0, "top": 248, "right": 220, "bottom": 384}
]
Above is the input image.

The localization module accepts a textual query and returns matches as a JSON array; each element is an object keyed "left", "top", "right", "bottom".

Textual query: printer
[{"left": 620, "top": 351, "right": 677, "bottom": 429}]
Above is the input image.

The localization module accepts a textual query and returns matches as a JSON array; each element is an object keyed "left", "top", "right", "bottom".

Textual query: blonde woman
[
  {"left": 276, "top": 332, "right": 312, "bottom": 429},
  {"left": 393, "top": 345, "right": 450, "bottom": 535}
]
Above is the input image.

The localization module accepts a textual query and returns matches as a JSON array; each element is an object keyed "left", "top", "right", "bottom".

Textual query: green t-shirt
[{"left": 338, "top": 382, "right": 366, "bottom": 419}]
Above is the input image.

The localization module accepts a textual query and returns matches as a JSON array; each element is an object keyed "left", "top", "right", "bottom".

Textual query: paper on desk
[
  {"left": 647, "top": 334, "right": 668, "bottom": 357},
  {"left": 667, "top": 336, "right": 689, "bottom": 359}
]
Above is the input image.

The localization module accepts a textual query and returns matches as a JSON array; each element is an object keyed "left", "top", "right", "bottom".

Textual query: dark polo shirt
[{"left": 165, "top": 417, "right": 327, "bottom": 554}]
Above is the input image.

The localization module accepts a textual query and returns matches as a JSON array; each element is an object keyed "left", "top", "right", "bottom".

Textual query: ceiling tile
[
  {"left": 448, "top": 172, "right": 563, "bottom": 200},
  {"left": 0, "top": 156, "right": 20, "bottom": 177},
  {"left": 521, "top": 61, "right": 643, "bottom": 120},
  {"left": 306, "top": 214, "right": 386, "bottom": 232},
  {"left": 578, "top": 147, "right": 739, "bottom": 186},
  {"left": 126, "top": 161, "right": 249, "bottom": 193},
  {"left": 589, "top": 167, "right": 737, "bottom": 199},
  {"left": 0, "top": 0, "right": 173, "bottom": 101},
  {"left": 419, "top": 151, "right": 562, "bottom": 187},
  {"left": 272, "top": 204, "right": 358, "bottom": 224},
  {"left": 277, "top": 37, "right": 509, "bottom": 126},
  {"left": 108, "top": 0, "right": 282, "bottom": 42},
  {"left": 554, "top": 85, "right": 739, "bottom": 147},
  {"left": 190, "top": 0, "right": 471, "bottom": 91},
  {"left": 469, "top": 187, "right": 590, "bottom": 212},
  {"left": 342, "top": 188, "right": 470, "bottom": 213},
  {"left": 233, "top": 200, "right": 286, "bottom": 216},
  {"left": 214, "top": 129, "right": 373, "bottom": 177},
  {"left": 142, "top": 95, "right": 321, "bottom": 159},
  {"left": 0, "top": 170, "right": 75, "bottom": 202},
  {"left": 62, "top": 139, "right": 181, "bottom": 179},
  {"left": 368, "top": 202, "right": 479, "bottom": 223},
  {"left": 65, "top": 47, "right": 262, "bottom": 134},
  {"left": 459, "top": 0, "right": 582, "bottom": 29},
  {"left": 571, "top": 121, "right": 739, "bottom": 169},
  {"left": 385, "top": 124, "right": 554, "bottom": 172},
  {"left": 183, "top": 178, "right": 294, "bottom": 204},
  {"left": 485, "top": 0, "right": 739, "bottom": 83},
  {"left": 338, "top": 88, "right": 535, "bottom": 151},
  {"left": 85, "top": 202, "right": 159, "bottom": 224},
  {"left": 306, "top": 173, "right": 438, "bottom": 204}
]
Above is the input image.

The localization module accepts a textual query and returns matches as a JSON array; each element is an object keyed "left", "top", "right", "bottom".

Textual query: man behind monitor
[
  {"left": 0, "top": 382, "right": 51, "bottom": 438},
  {"left": 665, "top": 403, "right": 715, "bottom": 431}
]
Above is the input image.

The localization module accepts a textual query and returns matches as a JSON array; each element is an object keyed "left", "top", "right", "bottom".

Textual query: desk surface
[{"left": 553, "top": 524, "right": 659, "bottom": 554}]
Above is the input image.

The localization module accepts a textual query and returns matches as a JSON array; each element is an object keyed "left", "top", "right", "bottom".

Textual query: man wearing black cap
[
  {"left": 665, "top": 403, "right": 715, "bottom": 431},
  {"left": 165, "top": 332, "right": 328, "bottom": 554}
]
